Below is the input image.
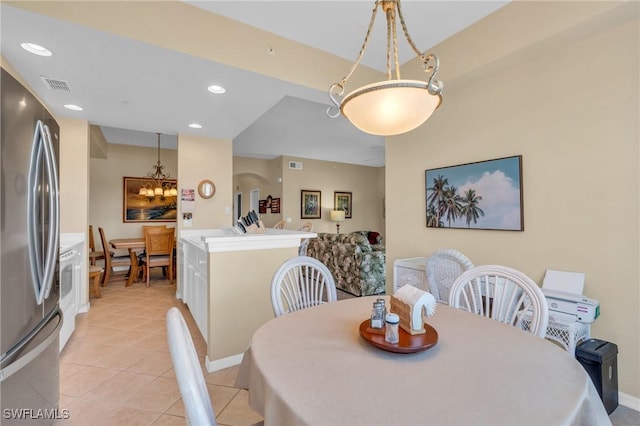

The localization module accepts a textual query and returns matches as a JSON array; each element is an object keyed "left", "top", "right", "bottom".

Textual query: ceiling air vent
[
  {"left": 288, "top": 161, "right": 303, "bottom": 170},
  {"left": 40, "top": 76, "right": 72, "bottom": 93}
]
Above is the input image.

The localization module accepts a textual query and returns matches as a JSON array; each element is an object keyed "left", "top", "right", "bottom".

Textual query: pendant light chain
[{"left": 336, "top": 1, "right": 381, "bottom": 89}]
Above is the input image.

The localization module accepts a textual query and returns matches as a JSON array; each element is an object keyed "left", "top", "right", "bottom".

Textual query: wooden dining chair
[
  {"left": 98, "top": 227, "right": 132, "bottom": 286},
  {"left": 139, "top": 228, "right": 175, "bottom": 287},
  {"left": 448, "top": 265, "right": 549, "bottom": 338},
  {"left": 270, "top": 256, "right": 337, "bottom": 317},
  {"left": 88, "top": 225, "right": 111, "bottom": 266},
  {"left": 141, "top": 226, "right": 174, "bottom": 279}
]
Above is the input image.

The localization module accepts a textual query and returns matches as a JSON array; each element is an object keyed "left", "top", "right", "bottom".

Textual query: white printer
[{"left": 542, "top": 270, "right": 600, "bottom": 323}]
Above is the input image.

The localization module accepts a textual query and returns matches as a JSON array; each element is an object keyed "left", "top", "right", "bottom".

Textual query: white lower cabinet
[{"left": 181, "top": 239, "right": 208, "bottom": 343}]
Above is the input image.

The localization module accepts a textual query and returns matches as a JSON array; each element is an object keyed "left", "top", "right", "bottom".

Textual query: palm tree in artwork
[
  {"left": 426, "top": 205, "right": 444, "bottom": 228},
  {"left": 442, "top": 186, "right": 463, "bottom": 227},
  {"left": 460, "top": 188, "right": 485, "bottom": 228},
  {"left": 427, "top": 175, "right": 448, "bottom": 227}
]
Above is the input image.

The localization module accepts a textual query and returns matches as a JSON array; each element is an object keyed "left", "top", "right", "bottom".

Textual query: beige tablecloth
[{"left": 236, "top": 296, "right": 610, "bottom": 426}]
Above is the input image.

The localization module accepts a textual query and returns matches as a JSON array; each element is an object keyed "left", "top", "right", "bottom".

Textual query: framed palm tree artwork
[{"left": 425, "top": 155, "right": 523, "bottom": 231}]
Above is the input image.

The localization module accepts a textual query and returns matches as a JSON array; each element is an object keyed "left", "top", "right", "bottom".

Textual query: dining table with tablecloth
[{"left": 236, "top": 295, "right": 610, "bottom": 426}]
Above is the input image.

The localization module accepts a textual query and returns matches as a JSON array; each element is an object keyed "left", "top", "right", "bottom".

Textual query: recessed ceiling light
[
  {"left": 21, "top": 43, "right": 52, "bottom": 57},
  {"left": 207, "top": 85, "right": 226, "bottom": 94},
  {"left": 64, "top": 104, "right": 83, "bottom": 111},
  {"left": 188, "top": 123, "right": 203, "bottom": 129}
]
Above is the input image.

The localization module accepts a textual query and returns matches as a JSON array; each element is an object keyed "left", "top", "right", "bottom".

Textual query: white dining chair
[
  {"left": 448, "top": 265, "right": 549, "bottom": 338},
  {"left": 166, "top": 307, "right": 217, "bottom": 425},
  {"left": 270, "top": 256, "right": 337, "bottom": 317},
  {"left": 425, "top": 248, "right": 474, "bottom": 304}
]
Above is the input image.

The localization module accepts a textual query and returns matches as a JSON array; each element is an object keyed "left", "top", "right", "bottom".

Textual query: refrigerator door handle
[
  {"left": 27, "top": 120, "right": 46, "bottom": 303},
  {"left": 26, "top": 121, "right": 59, "bottom": 305},
  {"left": 0, "top": 308, "right": 62, "bottom": 382},
  {"left": 41, "top": 124, "right": 59, "bottom": 300}
]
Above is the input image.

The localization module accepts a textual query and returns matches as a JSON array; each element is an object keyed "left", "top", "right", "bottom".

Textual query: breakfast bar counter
[{"left": 179, "top": 228, "right": 315, "bottom": 372}]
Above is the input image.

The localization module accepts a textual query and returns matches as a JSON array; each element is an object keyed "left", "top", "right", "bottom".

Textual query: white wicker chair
[
  {"left": 270, "top": 256, "right": 337, "bottom": 317},
  {"left": 448, "top": 265, "right": 549, "bottom": 338},
  {"left": 166, "top": 307, "right": 217, "bottom": 425},
  {"left": 425, "top": 249, "right": 474, "bottom": 304}
]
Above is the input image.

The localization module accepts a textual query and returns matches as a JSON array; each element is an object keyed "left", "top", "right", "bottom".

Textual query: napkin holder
[{"left": 390, "top": 285, "right": 437, "bottom": 335}]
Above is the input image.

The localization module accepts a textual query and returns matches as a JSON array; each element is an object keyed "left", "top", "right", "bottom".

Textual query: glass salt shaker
[
  {"left": 385, "top": 313, "right": 400, "bottom": 344},
  {"left": 376, "top": 298, "right": 387, "bottom": 318},
  {"left": 370, "top": 300, "right": 385, "bottom": 329}
]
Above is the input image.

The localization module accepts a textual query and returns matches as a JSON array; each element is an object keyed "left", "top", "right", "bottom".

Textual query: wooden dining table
[
  {"left": 109, "top": 238, "right": 146, "bottom": 287},
  {"left": 236, "top": 296, "right": 611, "bottom": 425}
]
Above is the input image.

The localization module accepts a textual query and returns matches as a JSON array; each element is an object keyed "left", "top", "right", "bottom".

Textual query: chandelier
[
  {"left": 138, "top": 133, "right": 178, "bottom": 198},
  {"left": 327, "top": 0, "right": 443, "bottom": 136}
]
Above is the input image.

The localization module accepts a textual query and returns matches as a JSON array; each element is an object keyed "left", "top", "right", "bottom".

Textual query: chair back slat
[
  {"left": 89, "top": 225, "right": 96, "bottom": 252},
  {"left": 271, "top": 256, "right": 337, "bottom": 317},
  {"left": 449, "top": 265, "right": 549, "bottom": 338}
]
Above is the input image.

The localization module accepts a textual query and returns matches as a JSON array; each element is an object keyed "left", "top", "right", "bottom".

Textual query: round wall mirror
[{"left": 198, "top": 179, "right": 216, "bottom": 199}]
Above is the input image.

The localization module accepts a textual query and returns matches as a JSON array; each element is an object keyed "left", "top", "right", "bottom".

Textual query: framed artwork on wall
[
  {"left": 425, "top": 155, "right": 523, "bottom": 231},
  {"left": 270, "top": 197, "right": 281, "bottom": 214},
  {"left": 301, "top": 190, "right": 321, "bottom": 219},
  {"left": 334, "top": 191, "right": 352, "bottom": 219},
  {"left": 123, "top": 177, "right": 177, "bottom": 222}
]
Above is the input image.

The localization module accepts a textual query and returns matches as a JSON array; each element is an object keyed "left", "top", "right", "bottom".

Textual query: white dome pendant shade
[
  {"left": 341, "top": 79, "right": 442, "bottom": 136},
  {"left": 327, "top": 0, "right": 443, "bottom": 136}
]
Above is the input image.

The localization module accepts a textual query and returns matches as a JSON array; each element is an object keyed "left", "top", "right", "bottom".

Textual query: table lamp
[{"left": 330, "top": 210, "right": 346, "bottom": 234}]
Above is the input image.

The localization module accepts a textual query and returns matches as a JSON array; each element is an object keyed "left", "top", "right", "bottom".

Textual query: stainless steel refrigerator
[{"left": 1, "top": 68, "right": 62, "bottom": 424}]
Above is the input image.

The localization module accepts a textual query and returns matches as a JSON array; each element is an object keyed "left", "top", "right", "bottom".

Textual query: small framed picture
[
  {"left": 334, "top": 191, "right": 352, "bottom": 219},
  {"left": 301, "top": 190, "right": 321, "bottom": 219}
]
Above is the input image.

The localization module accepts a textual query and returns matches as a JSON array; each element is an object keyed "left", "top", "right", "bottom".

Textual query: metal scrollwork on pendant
[
  {"left": 422, "top": 53, "right": 443, "bottom": 96},
  {"left": 327, "top": 83, "right": 345, "bottom": 118}
]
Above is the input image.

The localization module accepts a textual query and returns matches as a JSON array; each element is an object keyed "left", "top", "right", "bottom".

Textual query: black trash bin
[{"left": 576, "top": 338, "right": 618, "bottom": 414}]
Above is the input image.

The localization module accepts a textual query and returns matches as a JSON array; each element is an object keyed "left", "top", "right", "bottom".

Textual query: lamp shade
[
  {"left": 330, "top": 210, "right": 346, "bottom": 222},
  {"left": 139, "top": 187, "right": 147, "bottom": 196},
  {"left": 341, "top": 79, "right": 442, "bottom": 136}
]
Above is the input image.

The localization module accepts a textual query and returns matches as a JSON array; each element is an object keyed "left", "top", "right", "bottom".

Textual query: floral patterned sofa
[{"left": 306, "top": 231, "right": 385, "bottom": 296}]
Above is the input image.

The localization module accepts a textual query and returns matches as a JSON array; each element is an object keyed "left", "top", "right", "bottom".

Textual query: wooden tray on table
[{"left": 358, "top": 319, "right": 438, "bottom": 354}]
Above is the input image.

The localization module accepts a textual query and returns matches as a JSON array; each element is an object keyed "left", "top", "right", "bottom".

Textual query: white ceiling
[{"left": 1, "top": 1, "right": 508, "bottom": 167}]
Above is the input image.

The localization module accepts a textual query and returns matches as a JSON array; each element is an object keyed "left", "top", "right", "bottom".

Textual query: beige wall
[
  {"left": 176, "top": 134, "right": 233, "bottom": 232},
  {"left": 59, "top": 119, "right": 90, "bottom": 234},
  {"left": 234, "top": 156, "right": 385, "bottom": 234},
  {"left": 233, "top": 156, "right": 283, "bottom": 227},
  {"left": 387, "top": 3, "right": 639, "bottom": 399},
  {"left": 89, "top": 143, "right": 177, "bottom": 249}
]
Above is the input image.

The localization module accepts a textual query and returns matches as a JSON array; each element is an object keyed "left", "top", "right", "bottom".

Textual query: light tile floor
[{"left": 56, "top": 270, "right": 263, "bottom": 426}]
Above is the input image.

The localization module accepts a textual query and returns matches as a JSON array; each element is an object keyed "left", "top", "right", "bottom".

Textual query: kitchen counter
[{"left": 179, "top": 228, "right": 316, "bottom": 371}]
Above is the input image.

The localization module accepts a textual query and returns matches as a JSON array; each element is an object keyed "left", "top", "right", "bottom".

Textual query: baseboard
[
  {"left": 205, "top": 353, "right": 244, "bottom": 373},
  {"left": 77, "top": 302, "right": 90, "bottom": 314},
  {"left": 619, "top": 391, "right": 640, "bottom": 411}
]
